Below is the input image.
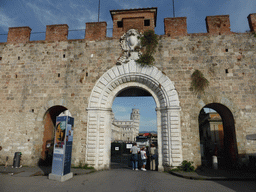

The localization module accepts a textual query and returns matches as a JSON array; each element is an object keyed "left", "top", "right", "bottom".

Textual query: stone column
[
  {"left": 158, "top": 106, "right": 182, "bottom": 168},
  {"left": 156, "top": 108, "right": 163, "bottom": 171},
  {"left": 168, "top": 107, "right": 183, "bottom": 167},
  {"left": 86, "top": 108, "right": 112, "bottom": 170}
]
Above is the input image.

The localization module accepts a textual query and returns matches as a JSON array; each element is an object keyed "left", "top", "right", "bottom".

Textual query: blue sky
[
  {"left": 0, "top": 0, "right": 252, "bottom": 131},
  {"left": 1, "top": 0, "right": 256, "bottom": 41},
  {"left": 112, "top": 97, "right": 157, "bottom": 132}
]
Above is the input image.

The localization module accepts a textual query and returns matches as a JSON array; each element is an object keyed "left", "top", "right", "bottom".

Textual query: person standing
[
  {"left": 140, "top": 147, "right": 147, "bottom": 171},
  {"left": 150, "top": 144, "right": 157, "bottom": 171},
  {"left": 130, "top": 143, "right": 140, "bottom": 170}
]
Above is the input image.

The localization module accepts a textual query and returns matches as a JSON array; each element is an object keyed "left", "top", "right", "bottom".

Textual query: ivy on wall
[
  {"left": 136, "top": 30, "right": 159, "bottom": 66},
  {"left": 190, "top": 70, "right": 209, "bottom": 94}
]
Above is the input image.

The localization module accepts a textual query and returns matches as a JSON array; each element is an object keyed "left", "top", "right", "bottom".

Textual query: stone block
[{"left": 49, "top": 172, "right": 73, "bottom": 182}]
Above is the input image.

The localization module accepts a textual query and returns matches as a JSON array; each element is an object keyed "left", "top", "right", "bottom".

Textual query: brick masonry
[{"left": 0, "top": 8, "right": 255, "bottom": 169}]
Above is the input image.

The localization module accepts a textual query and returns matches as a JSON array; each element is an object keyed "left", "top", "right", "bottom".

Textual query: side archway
[
  {"left": 86, "top": 60, "right": 182, "bottom": 170},
  {"left": 193, "top": 93, "right": 239, "bottom": 167}
]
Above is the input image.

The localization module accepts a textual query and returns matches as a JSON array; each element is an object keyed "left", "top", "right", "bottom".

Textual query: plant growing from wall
[
  {"left": 190, "top": 69, "right": 209, "bottom": 94},
  {"left": 136, "top": 30, "right": 159, "bottom": 66}
]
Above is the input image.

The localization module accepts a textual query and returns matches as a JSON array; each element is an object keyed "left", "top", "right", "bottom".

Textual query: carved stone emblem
[{"left": 117, "top": 29, "right": 142, "bottom": 65}]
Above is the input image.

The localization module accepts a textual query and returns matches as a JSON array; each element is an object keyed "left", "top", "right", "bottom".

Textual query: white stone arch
[{"left": 86, "top": 60, "right": 182, "bottom": 170}]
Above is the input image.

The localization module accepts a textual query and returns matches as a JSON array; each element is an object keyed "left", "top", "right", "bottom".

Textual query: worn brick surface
[
  {"left": 85, "top": 22, "right": 107, "bottom": 41},
  {"left": 164, "top": 17, "right": 187, "bottom": 37}
]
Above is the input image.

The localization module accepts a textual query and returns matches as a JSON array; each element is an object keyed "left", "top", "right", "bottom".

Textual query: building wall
[{"left": 0, "top": 10, "right": 255, "bottom": 167}]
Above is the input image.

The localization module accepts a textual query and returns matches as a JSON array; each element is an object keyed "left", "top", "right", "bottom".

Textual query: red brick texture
[
  {"left": 206, "top": 15, "right": 232, "bottom": 35},
  {"left": 7, "top": 27, "right": 31, "bottom": 44},
  {"left": 85, "top": 22, "right": 107, "bottom": 41},
  {"left": 248, "top": 13, "right": 256, "bottom": 32},
  {"left": 123, "top": 17, "right": 144, "bottom": 32},
  {"left": 164, "top": 17, "right": 187, "bottom": 37},
  {"left": 45, "top": 24, "right": 69, "bottom": 41},
  {"left": 111, "top": 8, "right": 157, "bottom": 38}
]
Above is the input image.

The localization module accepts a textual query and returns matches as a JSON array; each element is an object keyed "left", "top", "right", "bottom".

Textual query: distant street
[{"left": 1, "top": 169, "right": 256, "bottom": 192}]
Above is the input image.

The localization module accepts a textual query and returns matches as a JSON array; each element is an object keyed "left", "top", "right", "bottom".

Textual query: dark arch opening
[
  {"left": 116, "top": 87, "right": 152, "bottom": 97},
  {"left": 39, "top": 105, "right": 67, "bottom": 167},
  {"left": 199, "top": 103, "right": 238, "bottom": 169}
]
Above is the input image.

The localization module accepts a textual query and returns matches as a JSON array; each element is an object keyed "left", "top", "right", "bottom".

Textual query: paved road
[{"left": 1, "top": 169, "right": 256, "bottom": 192}]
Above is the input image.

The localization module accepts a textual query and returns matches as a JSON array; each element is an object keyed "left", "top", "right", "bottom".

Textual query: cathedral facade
[{"left": 111, "top": 109, "right": 140, "bottom": 142}]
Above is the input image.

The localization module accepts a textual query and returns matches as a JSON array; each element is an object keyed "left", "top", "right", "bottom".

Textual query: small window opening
[
  {"left": 58, "top": 73, "right": 60, "bottom": 77},
  {"left": 117, "top": 21, "right": 123, "bottom": 28},
  {"left": 225, "top": 69, "right": 229, "bottom": 73},
  {"left": 31, "top": 109, "right": 34, "bottom": 113},
  {"left": 63, "top": 54, "right": 65, "bottom": 58},
  {"left": 225, "top": 49, "right": 228, "bottom": 52},
  {"left": 0, "top": 57, "right": 2, "bottom": 61},
  {"left": 144, "top": 19, "right": 150, "bottom": 26},
  {"left": 18, "top": 56, "right": 20, "bottom": 60},
  {"left": 86, "top": 72, "right": 88, "bottom": 77},
  {"left": 15, "top": 74, "right": 17, "bottom": 78}
]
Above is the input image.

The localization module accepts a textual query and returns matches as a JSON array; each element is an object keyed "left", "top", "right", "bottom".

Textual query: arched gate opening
[
  {"left": 86, "top": 61, "right": 182, "bottom": 170},
  {"left": 110, "top": 87, "right": 157, "bottom": 170},
  {"left": 40, "top": 105, "right": 69, "bottom": 166},
  {"left": 199, "top": 103, "right": 238, "bottom": 168}
]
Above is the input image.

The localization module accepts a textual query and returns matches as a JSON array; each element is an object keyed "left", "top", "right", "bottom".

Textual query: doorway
[
  {"left": 40, "top": 105, "right": 68, "bottom": 166},
  {"left": 199, "top": 103, "right": 238, "bottom": 168}
]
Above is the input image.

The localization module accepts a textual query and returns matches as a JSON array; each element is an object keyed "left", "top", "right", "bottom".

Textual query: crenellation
[
  {"left": 45, "top": 24, "right": 69, "bottom": 41},
  {"left": 206, "top": 15, "right": 232, "bottom": 35},
  {"left": 164, "top": 17, "right": 187, "bottom": 37},
  {"left": 7, "top": 27, "right": 32, "bottom": 44},
  {"left": 248, "top": 13, "right": 256, "bottom": 32}
]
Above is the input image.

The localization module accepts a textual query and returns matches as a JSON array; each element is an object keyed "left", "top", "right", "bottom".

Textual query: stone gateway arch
[{"left": 86, "top": 60, "right": 182, "bottom": 170}]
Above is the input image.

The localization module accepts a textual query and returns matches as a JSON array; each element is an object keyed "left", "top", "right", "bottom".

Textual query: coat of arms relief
[{"left": 117, "top": 29, "right": 142, "bottom": 65}]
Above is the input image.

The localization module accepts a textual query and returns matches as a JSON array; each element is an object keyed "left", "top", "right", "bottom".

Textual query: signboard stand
[{"left": 49, "top": 116, "right": 74, "bottom": 182}]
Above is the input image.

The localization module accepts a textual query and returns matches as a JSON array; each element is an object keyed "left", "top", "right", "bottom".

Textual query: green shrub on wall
[
  {"left": 137, "top": 30, "right": 159, "bottom": 66},
  {"left": 191, "top": 70, "right": 209, "bottom": 94}
]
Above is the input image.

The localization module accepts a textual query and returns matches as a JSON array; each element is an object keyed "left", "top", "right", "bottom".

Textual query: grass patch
[{"left": 72, "top": 163, "right": 94, "bottom": 170}]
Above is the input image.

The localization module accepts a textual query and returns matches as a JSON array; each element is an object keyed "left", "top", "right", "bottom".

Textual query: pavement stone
[{"left": 169, "top": 167, "right": 256, "bottom": 181}]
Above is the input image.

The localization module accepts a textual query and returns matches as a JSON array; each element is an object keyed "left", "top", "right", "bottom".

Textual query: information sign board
[{"left": 51, "top": 116, "right": 74, "bottom": 176}]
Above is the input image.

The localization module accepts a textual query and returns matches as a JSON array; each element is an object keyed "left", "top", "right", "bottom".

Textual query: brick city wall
[{"left": 0, "top": 12, "right": 255, "bottom": 167}]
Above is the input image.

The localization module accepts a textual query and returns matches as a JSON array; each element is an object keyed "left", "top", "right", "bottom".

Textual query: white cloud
[
  {"left": 113, "top": 105, "right": 127, "bottom": 113},
  {"left": 113, "top": 0, "right": 141, "bottom": 9},
  {"left": 25, "top": 1, "right": 98, "bottom": 30},
  {"left": 0, "top": 12, "right": 17, "bottom": 31},
  {"left": 26, "top": 2, "right": 66, "bottom": 25}
]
